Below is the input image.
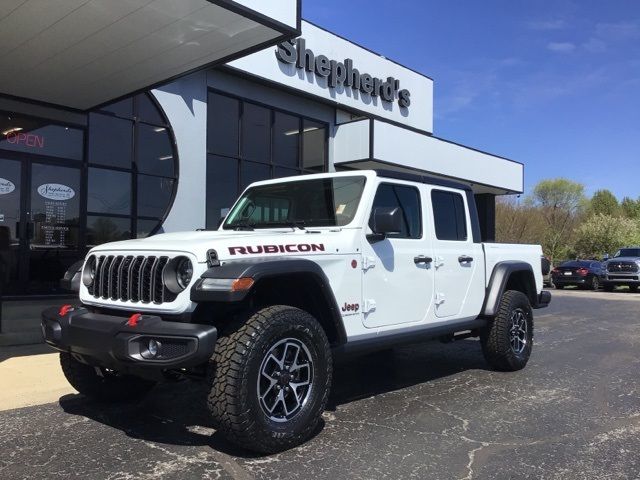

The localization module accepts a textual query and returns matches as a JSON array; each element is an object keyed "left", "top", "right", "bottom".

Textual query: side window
[
  {"left": 369, "top": 183, "right": 421, "bottom": 239},
  {"left": 431, "top": 190, "right": 468, "bottom": 241}
]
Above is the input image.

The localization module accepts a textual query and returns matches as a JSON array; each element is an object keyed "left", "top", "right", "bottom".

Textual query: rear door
[
  {"left": 361, "top": 181, "right": 434, "bottom": 328},
  {"left": 429, "top": 187, "right": 484, "bottom": 318}
]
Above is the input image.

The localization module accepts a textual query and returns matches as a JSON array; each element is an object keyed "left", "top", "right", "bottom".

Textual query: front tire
[
  {"left": 60, "top": 353, "right": 155, "bottom": 402},
  {"left": 481, "top": 290, "right": 533, "bottom": 372},
  {"left": 629, "top": 285, "right": 638, "bottom": 293},
  {"left": 603, "top": 283, "right": 614, "bottom": 292},
  {"left": 207, "top": 306, "right": 332, "bottom": 453},
  {"left": 554, "top": 284, "right": 564, "bottom": 290}
]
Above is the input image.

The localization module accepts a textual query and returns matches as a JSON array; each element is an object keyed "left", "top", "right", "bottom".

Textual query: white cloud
[
  {"left": 583, "top": 37, "right": 607, "bottom": 53},
  {"left": 528, "top": 19, "right": 566, "bottom": 30},
  {"left": 595, "top": 20, "right": 640, "bottom": 42},
  {"left": 547, "top": 42, "right": 576, "bottom": 53}
]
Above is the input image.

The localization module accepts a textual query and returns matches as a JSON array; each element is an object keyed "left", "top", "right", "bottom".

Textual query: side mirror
[{"left": 369, "top": 207, "right": 403, "bottom": 241}]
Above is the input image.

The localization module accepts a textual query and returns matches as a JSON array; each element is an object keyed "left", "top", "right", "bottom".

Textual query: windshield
[
  {"left": 223, "top": 176, "right": 367, "bottom": 229},
  {"left": 614, "top": 248, "right": 640, "bottom": 258}
]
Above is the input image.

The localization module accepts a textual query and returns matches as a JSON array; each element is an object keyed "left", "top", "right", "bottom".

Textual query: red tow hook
[
  {"left": 58, "top": 304, "right": 74, "bottom": 317},
  {"left": 127, "top": 313, "right": 142, "bottom": 327}
]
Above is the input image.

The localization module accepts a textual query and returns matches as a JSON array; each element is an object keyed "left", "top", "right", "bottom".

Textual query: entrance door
[
  {"left": 0, "top": 158, "right": 22, "bottom": 296},
  {"left": 0, "top": 158, "right": 81, "bottom": 297},
  {"left": 27, "top": 162, "right": 81, "bottom": 294}
]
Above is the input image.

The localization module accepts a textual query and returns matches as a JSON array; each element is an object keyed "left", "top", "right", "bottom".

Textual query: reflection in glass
[
  {"left": 88, "top": 168, "right": 131, "bottom": 215},
  {"left": 87, "top": 216, "right": 131, "bottom": 246},
  {"left": 137, "top": 175, "right": 174, "bottom": 218},
  {"left": 136, "top": 94, "right": 164, "bottom": 125},
  {"left": 137, "top": 218, "right": 160, "bottom": 238},
  {"left": 242, "top": 103, "right": 270, "bottom": 162},
  {"left": 206, "top": 155, "right": 238, "bottom": 229},
  {"left": 0, "top": 113, "right": 84, "bottom": 160},
  {"left": 273, "top": 112, "right": 299, "bottom": 167},
  {"left": 88, "top": 113, "right": 133, "bottom": 168},
  {"left": 302, "top": 120, "right": 326, "bottom": 172},
  {"left": 208, "top": 93, "right": 239, "bottom": 157},
  {"left": 99, "top": 98, "right": 134, "bottom": 118},
  {"left": 136, "top": 123, "right": 174, "bottom": 177},
  {"left": 241, "top": 162, "right": 271, "bottom": 190}
]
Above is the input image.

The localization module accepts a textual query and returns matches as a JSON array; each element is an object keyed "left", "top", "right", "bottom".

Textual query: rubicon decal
[{"left": 228, "top": 244, "right": 326, "bottom": 255}]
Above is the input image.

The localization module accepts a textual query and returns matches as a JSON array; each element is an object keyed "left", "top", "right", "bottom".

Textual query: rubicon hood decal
[{"left": 229, "top": 243, "right": 326, "bottom": 255}]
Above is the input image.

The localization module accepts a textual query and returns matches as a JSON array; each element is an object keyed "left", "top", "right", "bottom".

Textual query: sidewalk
[{"left": 0, "top": 344, "right": 76, "bottom": 411}]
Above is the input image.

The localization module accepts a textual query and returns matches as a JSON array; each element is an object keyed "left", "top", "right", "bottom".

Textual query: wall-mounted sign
[
  {"left": 0, "top": 178, "right": 16, "bottom": 195},
  {"left": 4, "top": 131, "right": 45, "bottom": 148},
  {"left": 37, "top": 183, "right": 75, "bottom": 201},
  {"left": 276, "top": 38, "right": 411, "bottom": 108}
]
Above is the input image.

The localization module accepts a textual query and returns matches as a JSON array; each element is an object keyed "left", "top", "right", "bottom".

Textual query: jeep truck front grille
[{"left": 89, "top": 255, "right": 175, "bottom": 304}]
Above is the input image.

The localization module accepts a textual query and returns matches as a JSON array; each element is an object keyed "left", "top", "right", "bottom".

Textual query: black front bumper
[{"left": 42, "top": 306, "right": 217, "bottom": 371}]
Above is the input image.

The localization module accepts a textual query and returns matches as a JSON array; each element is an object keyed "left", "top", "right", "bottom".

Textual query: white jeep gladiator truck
[{"left": 43, "top": 170, "right": 550, "bottom": 453}]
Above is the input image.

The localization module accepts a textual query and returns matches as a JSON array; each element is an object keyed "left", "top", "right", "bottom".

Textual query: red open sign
[{"left": 5, "top": 131, "right": 45, "bottom": 148}]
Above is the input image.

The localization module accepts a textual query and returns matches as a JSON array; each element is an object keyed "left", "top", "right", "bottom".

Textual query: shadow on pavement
[{"left": 59, "top": 338, "right": 490, "bottom": 458}]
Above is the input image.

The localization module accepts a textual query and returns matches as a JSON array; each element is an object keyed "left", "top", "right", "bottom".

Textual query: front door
[
  {"left": 361, "top": 182, "right": 434, "bottom": 328},
  {"left": 0, "top": 158, "right": 81, "bottom": 297}
]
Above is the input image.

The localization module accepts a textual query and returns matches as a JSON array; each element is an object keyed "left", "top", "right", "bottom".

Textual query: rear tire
[
  {"left": 554, "top": 284, "right": 564, "bottom": 290},
  {"left": 629, "top": 285, "right": 638, "bottom": 293},
  {"left": 590, "top": 276, "right": 600, "bottom": 291},
  {"left": 206, "top": 306, "right": 332, "bottom": 453},
  {"left": 60, "top": 353, "right": 155, "bottom": 402},
  {"left": 603, "top": 283, "right": 614, "bottom": 292},
  {"left": 481, "top": 290, "right": 533, "bottom": 372}
]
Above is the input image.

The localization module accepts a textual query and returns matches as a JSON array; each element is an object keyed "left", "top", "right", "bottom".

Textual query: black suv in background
[
  {"left": 552, "top": 260, "right": 605, "bottom": 290},
  {"left": 603, "top": 247, "right": 640, "bottom": 292}
]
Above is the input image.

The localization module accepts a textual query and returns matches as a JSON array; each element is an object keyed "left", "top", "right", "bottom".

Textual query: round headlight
[
  {"left": 176, "top": 258, "right": 193, "bottom": 289},
  {"left": 82, "top": 255, "right": 97, "bottom": 287}
]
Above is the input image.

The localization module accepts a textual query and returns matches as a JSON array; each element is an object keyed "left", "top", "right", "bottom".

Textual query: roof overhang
[
  {"left": 334, "top": 119, "right": 523, "bottom": 195},
  {"left": 0, "top": 0, "right": 300, "bottom": 111}
]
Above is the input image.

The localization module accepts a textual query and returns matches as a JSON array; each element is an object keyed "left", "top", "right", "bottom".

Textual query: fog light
[{"left": 148, "top": 339, "right": 161, "bottom": 358}]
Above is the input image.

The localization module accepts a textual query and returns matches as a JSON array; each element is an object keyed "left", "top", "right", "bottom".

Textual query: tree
[
  {"left": 495, "top": 196, "right": 545, "bottom": 244},
  {"left": 621, "top": 197, "right": 640, "bottom": 219},
  {"left": 573, "top": 214, "right": 640, "bottom": 258},
  {"left": 530, "top": 178, "right": 586, "bottom": 261},
  {"left": 590, "top": 189, "right": 620, "bottom": 217}
]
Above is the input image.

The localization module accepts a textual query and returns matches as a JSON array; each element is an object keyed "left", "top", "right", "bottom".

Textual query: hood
[
  {"left": 607, "top": 257, "right": 640, "bottom": 263},
  {"left": 89, "top": 228, "right": 352, "bottom": 262}
]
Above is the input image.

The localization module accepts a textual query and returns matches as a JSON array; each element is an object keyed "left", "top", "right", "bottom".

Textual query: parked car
[
  {"left": 541, "top": 256, "right": 553, "bottom": 287},
  {"left": 603, "top": 247, "right": 640, "bottom": 292},
  {"left": 552, "top": 260, "right": 605, "bottom": 290}
]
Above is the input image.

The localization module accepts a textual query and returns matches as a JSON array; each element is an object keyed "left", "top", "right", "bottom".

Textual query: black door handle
[
  {"left": 414, "top": 255, "right": 433, "bottom": 264},
  {"left": 458, "top": 255, "right": 473, "bottom": 264}
]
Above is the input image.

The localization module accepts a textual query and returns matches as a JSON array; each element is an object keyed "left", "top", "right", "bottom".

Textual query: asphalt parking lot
[{"left": 1, "top": 289, "right": 639, "bottom": 480}]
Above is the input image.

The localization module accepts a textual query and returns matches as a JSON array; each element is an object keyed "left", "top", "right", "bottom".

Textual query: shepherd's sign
[{"left": 276, "top": 38, "right": 411, "bottom": 108}]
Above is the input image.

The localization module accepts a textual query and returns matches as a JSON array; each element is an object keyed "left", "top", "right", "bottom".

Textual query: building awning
[
  {"left": 334, "top": 119, "right": 523, "bottom": 195},
  {"left": 0, "top": 0, "right": 300, "bottom": 110}
]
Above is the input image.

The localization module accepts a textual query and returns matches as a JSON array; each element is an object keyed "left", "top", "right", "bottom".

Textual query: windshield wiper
[
  {"left": 255, "top": 221, "right": 306, "bottom": 231},
  {"left": 232, "top": 220, "right": 255, "bottom": 231}
]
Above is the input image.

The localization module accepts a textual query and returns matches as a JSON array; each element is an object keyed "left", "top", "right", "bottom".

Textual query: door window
[
  {"left": 431, "top": 190, "right": 468, "bottom": 241},
  {"left": 369, "top": 183, "right": 422, "bottom": 239}
]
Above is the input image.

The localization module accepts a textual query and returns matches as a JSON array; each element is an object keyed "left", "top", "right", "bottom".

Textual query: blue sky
[{"left": 303, "top": 1, "right": 640, "bottom": 199}]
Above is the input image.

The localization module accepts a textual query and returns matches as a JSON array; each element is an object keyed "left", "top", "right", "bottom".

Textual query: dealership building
[{"left": 0, "top": 0, "right": 523, "bottom": 344}]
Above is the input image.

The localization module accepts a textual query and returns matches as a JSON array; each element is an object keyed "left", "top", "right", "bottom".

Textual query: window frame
[
  {"left": 430, "top": 188, "right": 469, "bottom": 242},
  {"left": 206, "top": 89, "right": 330, "bottom": 229},
  {"left": 369, "top": 181, "right": 423, "bottom": 240}
]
